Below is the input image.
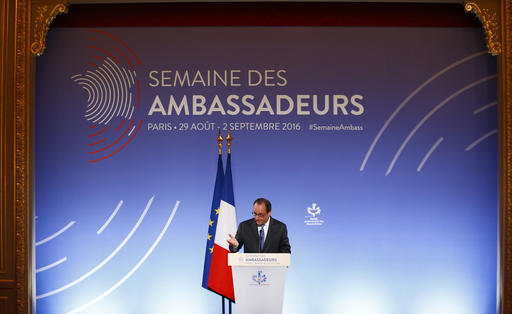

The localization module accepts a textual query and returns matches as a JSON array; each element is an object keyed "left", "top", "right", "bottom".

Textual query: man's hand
[{"left": 227, "top": 234, "right": 239, "bottom": 248}]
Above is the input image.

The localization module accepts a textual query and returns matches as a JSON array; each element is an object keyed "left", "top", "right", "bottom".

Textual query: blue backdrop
[{"left": 35, "top": 27, "right": 497, "bottom": 314}]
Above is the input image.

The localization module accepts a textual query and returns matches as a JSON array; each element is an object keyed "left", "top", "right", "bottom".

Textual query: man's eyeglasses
[{"left": 251, "top": 211, "right": 267, "bottom": 218}]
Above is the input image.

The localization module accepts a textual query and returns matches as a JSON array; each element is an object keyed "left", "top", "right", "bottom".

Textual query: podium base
[{"left": 232, "top": 266, "right": 286, "bottom": 314}]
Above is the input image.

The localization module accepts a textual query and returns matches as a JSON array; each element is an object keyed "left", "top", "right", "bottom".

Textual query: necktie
[{"left": 259, "top": 227, "right": 265, "bottom": 252}]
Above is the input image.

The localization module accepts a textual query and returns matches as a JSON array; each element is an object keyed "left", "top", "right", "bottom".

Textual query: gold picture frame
[{"left": 0, "top": 0, "right": 510, "bottom": 313}]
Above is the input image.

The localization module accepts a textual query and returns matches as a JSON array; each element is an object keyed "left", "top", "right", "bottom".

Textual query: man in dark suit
[{"left": 227, "top": 198, "right": 291, "bottom": 253}]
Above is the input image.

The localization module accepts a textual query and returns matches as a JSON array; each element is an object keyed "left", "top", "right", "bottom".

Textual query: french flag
[{"left": 202, "top": 153, "right": 237, "bottom": 301}]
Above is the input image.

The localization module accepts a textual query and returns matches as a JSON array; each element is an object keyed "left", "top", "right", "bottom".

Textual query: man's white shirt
[{"left": 258, "top": 217, "right": 270, "bottom": 244}]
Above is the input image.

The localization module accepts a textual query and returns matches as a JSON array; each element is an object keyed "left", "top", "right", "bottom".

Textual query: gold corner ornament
[
  {"left": 31, "top": 1, "right": 68, "bottom": 56},
  {"left": 464, "top": 1, "right": 502, "bottom": 56},
  {"left": 217, "top": 129, "right": 223, "bottom": 155},
  {"left": 226, "top": 130, "right": 232, "bottom": 154}
]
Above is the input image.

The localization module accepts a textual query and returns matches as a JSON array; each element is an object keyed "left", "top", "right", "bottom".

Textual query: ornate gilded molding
[
  {"left": 464, "top": 1, "right": 502, "bottom": 55},
  {"left": 15, "top": 0, "right": 28, "bottom": 311},
  {"left": 30, "top": 1, "right": 68, "bottom": 56},
  {"left": 3, "top": 1, "right": 510, "bottom": 313},
  {"left": 501, "top": 0, "right": 512, "bottom": 311}
]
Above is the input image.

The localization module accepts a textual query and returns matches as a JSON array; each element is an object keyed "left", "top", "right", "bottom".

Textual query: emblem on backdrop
[
  {"left": 305, "top": 202, "right": 324, "bottom": 226},
  {"left": 251, "top": 270, "right": 268, "bottom": 286}
]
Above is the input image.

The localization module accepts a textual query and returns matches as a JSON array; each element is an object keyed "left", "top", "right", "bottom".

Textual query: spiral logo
[{"left": 71, "top": 29, "right": 143, "bottom": 163}]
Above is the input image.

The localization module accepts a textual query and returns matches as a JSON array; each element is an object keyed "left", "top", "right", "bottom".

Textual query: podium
[{"left": 228, "top": 253, "right": 290, "bottom": 314}]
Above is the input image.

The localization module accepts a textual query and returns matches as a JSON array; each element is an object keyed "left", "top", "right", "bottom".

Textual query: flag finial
[
  {"left": 217, "top": 129, "right": 223, "bottom": 155},
  {"left": 226, "top": 130, "right": 232, "bottom": 154}
]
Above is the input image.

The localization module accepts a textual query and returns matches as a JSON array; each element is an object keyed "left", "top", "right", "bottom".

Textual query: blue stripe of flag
[
  {"left": 221, "top": 154, "right": 235, "bottom": 206},
  {"left": 202, "top": 155, "right": 224, "bottom": 289}
]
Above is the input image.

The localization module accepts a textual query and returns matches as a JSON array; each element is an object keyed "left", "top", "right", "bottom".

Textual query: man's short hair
[{"left": 253, "top": 198, "right": 272, "bottom": 213}]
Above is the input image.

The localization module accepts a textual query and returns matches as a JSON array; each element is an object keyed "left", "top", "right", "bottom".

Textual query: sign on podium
[{"left": 228, "top": 253, "right": 290, "bottom": 314}]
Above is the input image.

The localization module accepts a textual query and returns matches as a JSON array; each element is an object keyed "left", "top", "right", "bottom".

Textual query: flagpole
[
  {"left": 226, "top": 129, "right": 233, "bottom": 314},
  {"left": 217, "top": 128, "right": 223, "bottom": 155},
  {"left": 219, "top": 128, "right": 226, "bottom": 314},
  {"left": 226, "top": 129, "right": 232, "bottom": 155}
]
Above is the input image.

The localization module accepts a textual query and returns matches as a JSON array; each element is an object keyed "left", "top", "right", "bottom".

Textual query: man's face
[{"left": 253, "top": 202, "right": 270, "bottom": 226}]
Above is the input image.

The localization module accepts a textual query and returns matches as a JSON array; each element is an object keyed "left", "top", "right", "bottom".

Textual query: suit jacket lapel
[
  {"left": 262, "top": 217, "right": 272, "bottom": 252},
  {"left": 250, "top": 219, "right": 259, "bottom": 250}
]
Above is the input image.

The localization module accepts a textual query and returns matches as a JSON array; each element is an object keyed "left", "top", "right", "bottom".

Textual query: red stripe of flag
[{"left": 208, "top": 243, "right": 235, "bottom": 301}]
